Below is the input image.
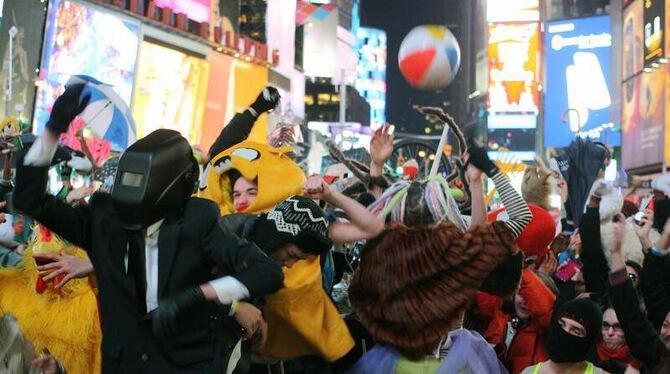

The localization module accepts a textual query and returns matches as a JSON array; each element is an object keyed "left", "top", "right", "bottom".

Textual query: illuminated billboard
[
  {"left": 644, "top": 0, "right": 664, "bottom": 65},
  {"left": 622, "top": 69, "right": 665, "bottom": 169},
  {"left": 355, "top": 27, "right": 387, "bottom": 130},
  {"left": 487, "top": 22, "right": 540, "bottom": 115},
  {"left": 132, "top": 41, "right": 209, "bottom": 144},
  {"left": 623, "top": 0, "right": 644, "bottom": 81},
  {"left": 544, "top": 16, "right": 619, "bottom": 148},
  {"left": 154, "top": 0, "right": 211, "bottom": 23},
  {"left": 34, "top": 0, "right": 140, "bottom": 135},
  {"left": 486, "top": 0, "right": 539, "bottom": 22}
]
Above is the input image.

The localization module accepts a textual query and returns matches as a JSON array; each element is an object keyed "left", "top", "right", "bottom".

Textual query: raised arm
[
  {"left": 14, "top": 85, "right": 93, "bottom": 250},
  {"left": 578, "top": 181, "right": 610, "bottom": 295},
  {"left": 608, "top": 215, "right": 668, "bottom": 370},
  {"left": 465, "top": 141, "right": 531, "bottom": 237},
  {"left": 303, "top": 175, "right": 384, "bottom": 244},
  {"left": 208, "top": 87, "right": 280, "bottom": 157}
]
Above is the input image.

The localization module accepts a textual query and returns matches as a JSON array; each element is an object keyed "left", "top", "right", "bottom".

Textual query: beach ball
[{"left": 398, "top": 25, "right": 461, "bottom": 90}]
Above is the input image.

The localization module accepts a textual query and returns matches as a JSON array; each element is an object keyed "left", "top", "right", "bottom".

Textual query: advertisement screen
[
  {"left": 200, "top": 52, "right": 234, "bottom": 150},
  {"left": 622, "top": 69, "right": 665, "bottom": 169},
  {"left": 487, "top": 22, "right": 540, "bottom": 115},
  {"left": 544, "top": 16, "right": 619, "bottom": 148},
  {"left": 624, "top": 0, "right": 644, "bottom": 81},
  {"left": 486, "top": 0, "right": 539, "bottom": 22},
  {"left": 154, "top": 0, "right": 211, "bottom": 23},
  {"left": 132, "top": 41, "right": 210, "bottom": 144},
  {"left": 644, "top": 0, "right": 664, "bottom": 64},
  {"left": 33, "top": 0, "right": 140, "bottom": 134}
]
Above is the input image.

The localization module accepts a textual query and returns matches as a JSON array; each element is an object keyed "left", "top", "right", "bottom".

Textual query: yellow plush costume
[
  {"left": 0, "top": 226, "right": 101, "bottom": 374},
  {"left": 199, "top": 140, "right": 355, "bottom": 362},
  {"left": 199, "top": 140, "right": 306, "bottom": 216}
]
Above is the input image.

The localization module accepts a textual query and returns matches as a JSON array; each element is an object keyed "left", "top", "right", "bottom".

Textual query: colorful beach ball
[{"left": 398, "top": 25, "right": 461, "bottom": 90}]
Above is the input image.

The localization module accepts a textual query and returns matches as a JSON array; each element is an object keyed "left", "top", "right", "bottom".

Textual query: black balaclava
[{"left": 546, "top": 298, "right": 603, "bottom": 363}]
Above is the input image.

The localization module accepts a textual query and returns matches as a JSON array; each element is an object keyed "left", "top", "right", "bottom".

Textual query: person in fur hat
[{"left": 346, "top": 139, "right": 531, "bottom": 373}]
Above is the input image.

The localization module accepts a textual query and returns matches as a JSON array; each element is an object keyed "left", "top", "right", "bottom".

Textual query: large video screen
[
  {"left": 543, "top": 15, "right": 620, "bottom": 148},
  {"left": 33, "top": 0, "right": 140, "bottom": 134},
  {"left": 132, "top": 41, "right": 209, "bottom": 144},
  {"left": 487, "top": 22, "right": 540, "bottom": 115}
]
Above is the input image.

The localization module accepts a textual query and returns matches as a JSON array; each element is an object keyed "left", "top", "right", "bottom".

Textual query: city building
[
  {"left": 304, "top": 77, "right": 370, "bottom": 127},
  {"left": 355, "top": 27, "right": 387, "bottom": 130}
]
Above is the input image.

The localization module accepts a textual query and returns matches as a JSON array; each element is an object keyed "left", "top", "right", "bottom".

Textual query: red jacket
[{"left": 476, "top": 270, "right": 556, "bottom": 374}]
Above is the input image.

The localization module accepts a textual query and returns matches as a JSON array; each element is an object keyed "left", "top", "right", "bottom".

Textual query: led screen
[
  {"left": 543, "top": 16, "right": 619, "bottom": 147},
  {"left": 33, "top": 0, "right": 140, "bottom": 135}
]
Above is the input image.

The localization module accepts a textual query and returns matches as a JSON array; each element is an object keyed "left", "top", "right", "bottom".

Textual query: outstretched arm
[
  {"left": 303, "top": 175, "right": 384, "bottom": 244},
  {"left": 208, "top": 87, "right": 280, "bottom": 157}
]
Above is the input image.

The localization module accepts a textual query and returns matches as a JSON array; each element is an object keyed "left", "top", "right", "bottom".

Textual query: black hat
[{"left": 252, "top": 196, "right": 332, "bottom": 255}]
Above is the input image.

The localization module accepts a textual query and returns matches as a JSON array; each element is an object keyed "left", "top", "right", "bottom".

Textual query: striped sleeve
[{"left": 491, "top": 171, "right": 531, "bottom": 239}]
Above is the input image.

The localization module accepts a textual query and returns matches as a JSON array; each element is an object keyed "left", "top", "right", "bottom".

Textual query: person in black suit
[{"left": 13, "top": 84, "right": 284, "bottom": 373}]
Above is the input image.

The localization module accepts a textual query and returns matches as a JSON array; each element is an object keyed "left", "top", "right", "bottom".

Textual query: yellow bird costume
[
  {"left": 199, "top": 140, "right": 355, "bottom": 362},
  {"left": 0, "top": 225, "right": 101, "bottom": 374}
]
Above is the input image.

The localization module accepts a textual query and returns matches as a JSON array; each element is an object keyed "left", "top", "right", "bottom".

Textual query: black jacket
[
  {"left": 13, "top": 157, "right": 284, "bottom": 373},
  {"left": 209, "top": 111, "right": 257, "bottom": 158},
  {"left": 580, "top": 207, "right": 609, "bottom": 296},
  {"left": 641, "top": 253, "right": 670, "bottom": 330},
  {"left": 610, "top": 277, "right": 669, "bottom": 373}
]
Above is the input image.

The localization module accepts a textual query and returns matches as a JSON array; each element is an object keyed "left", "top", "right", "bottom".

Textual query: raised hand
[
  {"left": 303, "top": 175, "right": 333, "bottom": 201},
  {"left": 370, "top": 124, "right": 394, "bottom": 166},
  {"left": 250, "top": 86, "right": 281, "bottom": 115},
  {"left": 46, "top": 83, "right": 91, "bottom": 135}
]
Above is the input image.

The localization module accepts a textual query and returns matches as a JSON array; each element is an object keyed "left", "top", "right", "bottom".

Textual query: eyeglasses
[
  {"left": 628, "top": 273, "right": 638, "bottom": 282},
  {"left": 602, "top": 322, "right": 623, "bottom": 332}
]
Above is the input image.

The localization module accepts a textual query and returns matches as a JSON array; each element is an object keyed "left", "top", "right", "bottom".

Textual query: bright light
[
  {"left": 395, "top": 166, "right": 403, "bottom": 174},
  {"left": 428, "top": 154, "right": 436, "bottom": 160},
  {"left": 418, "top": 150, "right": 426, "bottom": 158}
]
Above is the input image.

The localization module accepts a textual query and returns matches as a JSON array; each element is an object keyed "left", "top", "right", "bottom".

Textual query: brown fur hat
[{"left": 349, "top": 220, "right": 518, "bottom": 359}]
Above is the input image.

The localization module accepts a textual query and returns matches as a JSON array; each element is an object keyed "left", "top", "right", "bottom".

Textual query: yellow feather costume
[
  {"left": 0, "top": 226, "right": 101, "bottom": 374},
  {"left": 199, "top": 140, "right": 354, "bottom": 362}
]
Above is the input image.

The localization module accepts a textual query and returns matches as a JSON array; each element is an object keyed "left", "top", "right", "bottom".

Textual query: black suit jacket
[{"left": 13, "top": 158, "right": 284, "bottom": 373}]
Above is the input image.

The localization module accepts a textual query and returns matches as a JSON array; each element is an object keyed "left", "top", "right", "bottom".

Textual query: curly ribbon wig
[{"left": 369, "top": 176, "right": 467, "bottom": 230}]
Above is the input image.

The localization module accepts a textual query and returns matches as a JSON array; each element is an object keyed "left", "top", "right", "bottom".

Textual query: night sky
[{"left": 360, "top": 0, "right": 471, "bottom": 134}]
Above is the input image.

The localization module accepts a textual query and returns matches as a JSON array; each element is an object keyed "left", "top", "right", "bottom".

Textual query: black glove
[
  {"left": 250, "top": 86, "right": 280, "bottom": 115},
  {"left": 151, "top": 286, "right": 209, "bottom": 340},
  {"left": 46, "top": 83, "right": 91, "bottom": 135},
  {"left": 466, "top": 138, "right": 499, "bottom": 176}
]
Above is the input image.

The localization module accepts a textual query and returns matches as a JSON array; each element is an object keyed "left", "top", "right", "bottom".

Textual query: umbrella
[
  {"left": 555, "top": 137, "right": 608, "bottom": 227},
  {"left": 66, "top": 75, "right": 137, "bottom": 150}
]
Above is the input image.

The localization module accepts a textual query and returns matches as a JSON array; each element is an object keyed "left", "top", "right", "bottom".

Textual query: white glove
[
  {"left": 590, "top": 179, "right": 613, "bottom": 198},
  {"left": 67, "top": 156, "right": 93, "bottom": 173},
  {"left": 651, "top": 174, "right": 670, "bottom": 197}
]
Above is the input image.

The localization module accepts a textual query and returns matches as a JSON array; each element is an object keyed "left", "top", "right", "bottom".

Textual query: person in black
[{"left": 13, "top": 83, "right": 284, "bottom": 373}]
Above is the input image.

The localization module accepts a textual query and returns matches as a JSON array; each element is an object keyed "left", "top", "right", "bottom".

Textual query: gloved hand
[
  {"left": 465, "top": 138, "right": 499, "bottom": 177},
  {"left": 46, "top": 83, "right": 91, "bottom": 135},
  {"left": 652, "top": 174, "right": 670, "bottom": 197},
  {"left": 152, "top": 286, "right": 209, "bottom": 340},
  {"left": 590, "top": 179, "right": 613, "bottom": 198},
  {"left": 250, "top": 86, "right": 280, "bottom": 115}
]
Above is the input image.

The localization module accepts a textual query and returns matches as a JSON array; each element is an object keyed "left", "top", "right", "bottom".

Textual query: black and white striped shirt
[{"left": 491, "top": 171, "right": 532, "bottom": 239}]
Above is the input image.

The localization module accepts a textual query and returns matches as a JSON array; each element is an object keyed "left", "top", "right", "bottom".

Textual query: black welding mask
[{"left": 112, "top": 129, "right": 198, "bottom": 229}]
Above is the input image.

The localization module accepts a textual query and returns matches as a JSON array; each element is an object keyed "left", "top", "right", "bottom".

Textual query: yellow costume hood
[{"left": 199, "top": 140, "right": 305, "bottom": 215}]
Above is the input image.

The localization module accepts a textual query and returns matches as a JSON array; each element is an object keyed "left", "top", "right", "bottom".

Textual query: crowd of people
[{"left": 0, "top": 83, "right": 669, "bottom": 374}]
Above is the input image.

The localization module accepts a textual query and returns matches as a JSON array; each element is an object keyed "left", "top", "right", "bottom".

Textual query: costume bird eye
[{"left": 231, "top": 148, "right": 260, "bottom": 161}]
